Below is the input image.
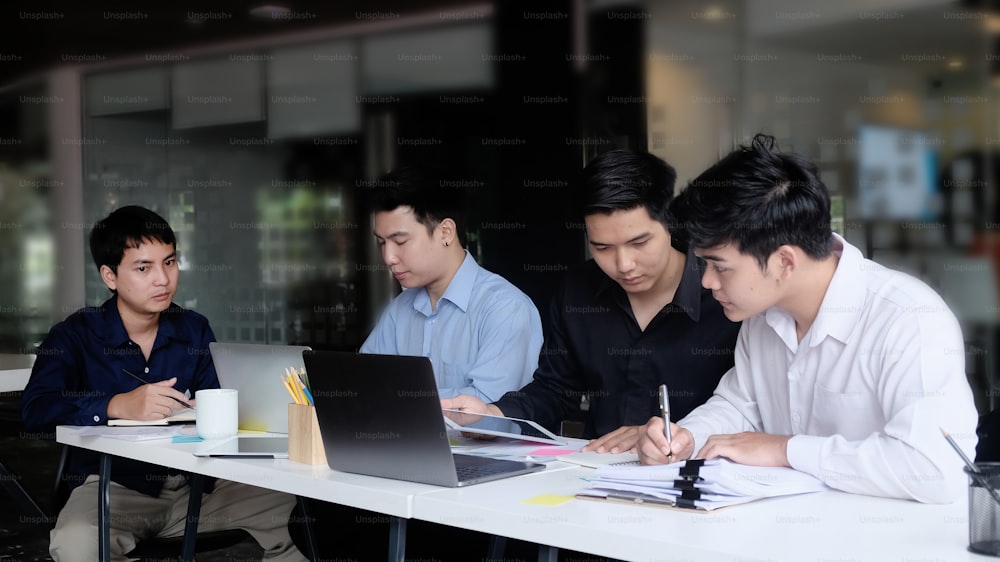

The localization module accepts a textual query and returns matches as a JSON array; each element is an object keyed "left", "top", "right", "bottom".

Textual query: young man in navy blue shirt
[{"left": 21, "top": 206, "right": 306, "bottom": 562}]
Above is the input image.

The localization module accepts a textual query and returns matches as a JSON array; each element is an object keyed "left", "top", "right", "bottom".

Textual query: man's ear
[
  {"left": 774, "top": 245, "right": 798, "bottom": 279},
  {"left": 99, "top": 265, "right": 118, "bottom": 292},
  {"left": 437, "top": 218, "right": 457, "bottom": 246}
]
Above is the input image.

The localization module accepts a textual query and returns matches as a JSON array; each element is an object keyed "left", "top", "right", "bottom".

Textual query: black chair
[
  {"left": 0, "top": 456, "right": 47, "bottom": 522},
  {"left": 977, "top": 408, "right": 1000, "bottom": 462},
  {"left": 53, "top": 445, "right": 254, "bottom": 561}
]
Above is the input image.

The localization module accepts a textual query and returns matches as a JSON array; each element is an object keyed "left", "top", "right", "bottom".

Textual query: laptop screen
[
  {"left": 209, "top": 342, "right": 312, "bottom": 434},
  {"left": 304, "top": 350, "right": 546, "bottom": 487}
]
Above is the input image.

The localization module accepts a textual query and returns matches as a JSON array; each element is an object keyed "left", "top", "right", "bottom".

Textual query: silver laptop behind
[
  {"left": 304, "top": 350, "right": 546, "bottom": 487},
  {"left": 209, "top": 342, "right": 311, "bottom": 434}
]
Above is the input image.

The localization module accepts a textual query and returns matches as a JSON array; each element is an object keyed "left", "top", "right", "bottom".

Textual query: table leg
[
  {"left": 538, "top": 543, "right": 557, "bottom": 562},
  {"left": 98, "top": 454, "right": 111, "bottom": 562},
  {"left": 180, "top": 475, "right": 206, "bottom": 562},
  {"left": 296, "top": 496, "right": 319, "bottom": 561},
  {"left": 488, "top": 534, "right": 507, "bottom": 559},
  {"left": 388, "top": 516, "right": 407, "bottom": 562}
]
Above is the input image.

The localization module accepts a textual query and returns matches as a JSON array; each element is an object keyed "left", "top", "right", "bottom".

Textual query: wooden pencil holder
[{"left": 288, "top": 403, "right": 327, "bottom": 465}]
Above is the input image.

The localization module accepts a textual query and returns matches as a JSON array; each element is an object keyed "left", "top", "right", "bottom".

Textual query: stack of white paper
[{"left": 577, "top": 458, "right": 828, "bottom": 510}]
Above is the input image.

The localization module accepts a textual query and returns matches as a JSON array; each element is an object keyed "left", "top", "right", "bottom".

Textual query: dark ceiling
[{"left": 0, "top": 0, "right": 477, "bottom": 88}]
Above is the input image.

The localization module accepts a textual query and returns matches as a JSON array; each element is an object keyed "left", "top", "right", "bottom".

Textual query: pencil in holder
[{"left": 288, "top": 403, "right": 327, "bottom": 465}]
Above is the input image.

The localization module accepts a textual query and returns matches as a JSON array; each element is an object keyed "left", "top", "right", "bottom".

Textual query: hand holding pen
[
  {"left": 633, "top": 384, "right": 694, "bottom": 465},
  {"left": 107, "top": 369, "right": 193, "bottom": 421},
  {"left": 122, "top": 369, "right": 193, "bottom": 409},
  {"left": 659, "top": 384, "right": 673, "bottom": 460}
]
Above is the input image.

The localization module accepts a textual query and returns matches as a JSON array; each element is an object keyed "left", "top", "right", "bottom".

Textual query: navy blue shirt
[
  {"left": 495, "top": 249, "right": 741, "bottom": 438},
  {"left": 21, "top": 295, "right": 219, "bottom": 497}
]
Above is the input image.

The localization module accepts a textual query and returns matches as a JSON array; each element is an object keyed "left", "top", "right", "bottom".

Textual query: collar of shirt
[
  {"left": 94, "top": 295, "right": 193, "bottom": 351},
  {"left": 591, "top": 245, "right": 703, "bottom": 323},
  {"left": 764, "top": 233, "right": 861, "bottom": 350},
  {"left": 412, "top": 250, "right": 479, "bottom": 316}
]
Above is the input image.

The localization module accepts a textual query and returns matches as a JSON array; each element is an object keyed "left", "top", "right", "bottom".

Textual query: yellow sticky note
[{"left": 522, "top": 494, "right": 574, "bottom": 506}]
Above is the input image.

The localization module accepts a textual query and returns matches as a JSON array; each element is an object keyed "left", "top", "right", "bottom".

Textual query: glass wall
[
  {"left": 5, "top": 0, "right": 993, "bottom": 414},
  {"left": 71, "top": 16, "right": 497, "bottom": 351},
  {"left": 0, "top": 80, "right": 55, "bottom": 353},
  {"left": 646, "top": 0, "right": 997, "bottom": 412}
]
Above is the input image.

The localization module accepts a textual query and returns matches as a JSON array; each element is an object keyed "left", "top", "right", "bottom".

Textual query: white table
[
  {"left": 414, "top": 464, "right": 979, "bottom": 562},
  {"left": 55, "top": 427, "right": 575, "bottom": 561},
  {"left": 57, "top": 427, "right": 444, "bottom": 561},
  {"left": 0, "top": 353, "right": 35, "bottom": 393},
  {"left": 57, "top": 427, "right": 441, "bottom": 516},
  {"left": 58, "top": 427, "right": 979, "bottom": 562}
]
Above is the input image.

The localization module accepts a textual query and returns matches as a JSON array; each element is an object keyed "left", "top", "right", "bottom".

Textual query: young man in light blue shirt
[{"left": 360, "top": 166, "right": 543, "bottom": 402}]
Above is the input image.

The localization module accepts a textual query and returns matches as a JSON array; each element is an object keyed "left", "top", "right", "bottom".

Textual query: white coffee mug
[{"left": 195, "top": 388, "right": 238, "bottom": 440}]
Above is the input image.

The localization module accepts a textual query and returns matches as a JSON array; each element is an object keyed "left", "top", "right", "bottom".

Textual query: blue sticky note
[{"left": 172, "top": 435, "right": 204, "bottom": 443}]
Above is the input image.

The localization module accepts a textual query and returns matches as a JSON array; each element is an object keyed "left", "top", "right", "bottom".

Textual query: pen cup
[
  {"left": 966, "top": 462, "right": 1000, "bottom": 556},
  {"left": 288, "top": 403, "right": 327, "bottom": 466}
]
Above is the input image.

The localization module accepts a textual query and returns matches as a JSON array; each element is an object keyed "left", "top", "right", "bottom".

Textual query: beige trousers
[{"left": 50, "top": 474, "right": 307, "bottom": 562}]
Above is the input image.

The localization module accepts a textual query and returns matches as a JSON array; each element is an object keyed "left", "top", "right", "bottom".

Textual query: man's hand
[
  {"left": 440, "top": 394, "right": 504, "bottom": 425},
  {"left": 581, "top": 425, "right": 641, "bottom": 453},
  {"left": 636, "top": 416, "right": 693, "bottom": 465},
  {"left": 107, "top": 377, "right": 188, "bottom": 421},
  {"left": 696, "top": 432, "right": 791, "bottom": 467}
]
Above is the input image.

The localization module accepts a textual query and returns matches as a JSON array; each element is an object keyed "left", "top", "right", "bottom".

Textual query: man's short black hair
[
  {"left": 674, "top": 133, "right": 834, "bottom": 269},
  {"left": 577, "top": 149, "right": 678, "bottom": 228},
  {"left": 89, "top": 205, "right": 176, "bottom": 274},
  {"left": 368, "top": 165, "right": 467, "bottom": 247}
]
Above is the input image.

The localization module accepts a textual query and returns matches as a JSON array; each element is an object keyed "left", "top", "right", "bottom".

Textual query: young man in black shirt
[{"left": 443, "top": 150, "right": 740, "bottom": 453}]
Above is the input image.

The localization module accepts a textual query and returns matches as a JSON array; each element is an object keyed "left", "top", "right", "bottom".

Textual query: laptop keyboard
[{"left": 453, "top": 453, "right": 525, "bottom": 481}]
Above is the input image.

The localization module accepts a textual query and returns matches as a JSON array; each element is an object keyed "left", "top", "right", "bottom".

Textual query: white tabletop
[
  {"left": 56, "top": 426, "right": 442, "bottom": 517},
  {"left": 58, "top": 426, "right": 977, "bottom": 562},
  {"left": 413, "top": 463, "right": 978, "bottom": 562}
]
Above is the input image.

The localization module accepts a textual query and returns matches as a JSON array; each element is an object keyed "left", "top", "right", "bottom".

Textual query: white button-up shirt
[{"left": 680, "top": 235, "right": 979, "bottom": 503}]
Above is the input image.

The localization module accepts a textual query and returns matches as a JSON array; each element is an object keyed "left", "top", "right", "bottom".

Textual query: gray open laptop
[
  {"left": 303, "top": 350, "right": 546, "bottom": 487},
  {"left": 210, "top": 342, "right": 312, "bottom": 434},
  {"left": 206, "top": 342, "right": 311, "bottom": 457}
]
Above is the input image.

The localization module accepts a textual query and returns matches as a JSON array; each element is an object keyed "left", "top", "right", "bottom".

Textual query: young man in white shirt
[{"left": 636, "top": 134, "right": 978, "bottom": 503}]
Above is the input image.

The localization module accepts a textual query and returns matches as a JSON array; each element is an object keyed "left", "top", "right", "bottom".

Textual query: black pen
[{"left": 122, "top": 369, "right": 193, "bottom": 409}]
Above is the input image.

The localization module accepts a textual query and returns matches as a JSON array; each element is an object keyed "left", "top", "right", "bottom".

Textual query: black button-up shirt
[{"left": 496, "top": 250, "right": 740, "bottom": 438}]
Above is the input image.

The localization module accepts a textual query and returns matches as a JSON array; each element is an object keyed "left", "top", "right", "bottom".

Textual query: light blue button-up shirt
[{"left": 360, "top": 251, "right": 543, "bottom": 402}]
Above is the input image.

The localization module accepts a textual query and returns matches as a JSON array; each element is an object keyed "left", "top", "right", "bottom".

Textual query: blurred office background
[{"left": 0, "top": 0, "right": 997, "bottom": 412}]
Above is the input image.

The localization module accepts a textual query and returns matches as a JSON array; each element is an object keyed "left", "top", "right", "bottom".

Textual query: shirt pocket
[
  {"left": 810, "top": 384, "right": 877, "bottom": 440},
  {"left": 440, "top": 360, "right": 472, "bottom": 390}
]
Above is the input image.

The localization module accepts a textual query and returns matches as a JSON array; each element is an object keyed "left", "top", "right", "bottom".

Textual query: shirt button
[
  {"left": 144, "top": 367, "right": 149, "bottom": 374},
  {"left": 93, "top": 415, "right": 100, "bottom": 422},
  {"left": 791, "top": 413, "right": 801, "bottom": 424}
]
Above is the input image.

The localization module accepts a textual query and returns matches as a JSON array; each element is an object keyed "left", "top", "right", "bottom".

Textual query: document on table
[
  {"left": 559, "top": 450, "right": 640, "bottom": 468},
  {"left": 448, "top": 430, "right": 579, "bottom": 463},
  {"left": 107, "top": 408, "right": 195, "bottom": 426},
  {"left": 77, "top": 425, "right": 196, "bottom": 441},
  {"left": 577, "top": 458, "right": 828, "bottom": 511},
  {"left": 452, "top": 433, "right": 642, "bottom": 466}
]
